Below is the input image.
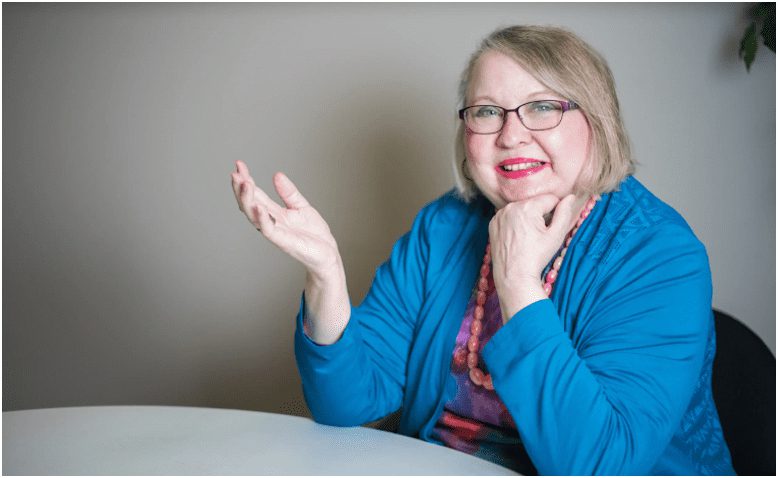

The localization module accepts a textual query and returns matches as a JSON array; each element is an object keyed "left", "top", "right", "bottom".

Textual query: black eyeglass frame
[{"left": 458, "top": 100, "right": 580, "bottom": 134}]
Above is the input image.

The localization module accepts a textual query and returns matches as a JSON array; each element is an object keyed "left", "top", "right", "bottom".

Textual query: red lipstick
[{"left": 495, "top": 157, "right": 549, "bottom": 179}]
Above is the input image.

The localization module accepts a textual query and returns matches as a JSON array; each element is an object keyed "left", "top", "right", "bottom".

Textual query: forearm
[
  {"left": 297, "top": 200, "right": 434, "bottom": 425},
  {"left": 483, "top": 301, "right": 675, "bottom": 474},
  {"left": 295, "top": 254, "right": 409, "bottom": 425},
  {"left": 303, "top": 260, "right": 351, "bottom": 345},
  {"left": 484, "top": 228, "right": 712, "bottom": 474}
]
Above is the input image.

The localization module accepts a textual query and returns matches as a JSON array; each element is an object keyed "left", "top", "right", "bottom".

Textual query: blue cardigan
[{"left": 294, "top": 176, "right": 734, "bottom": 475}]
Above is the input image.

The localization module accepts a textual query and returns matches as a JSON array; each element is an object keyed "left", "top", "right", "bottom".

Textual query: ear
[{"left": 462, "top": 157, "right": 473, "bottom": 182}]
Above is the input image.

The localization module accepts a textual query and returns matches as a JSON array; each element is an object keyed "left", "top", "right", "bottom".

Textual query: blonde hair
[{"left": 453, "top": 25, "right": 635, "bottom": 201}]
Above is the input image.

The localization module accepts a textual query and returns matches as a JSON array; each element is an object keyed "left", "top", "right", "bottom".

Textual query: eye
[
  {"left": 473, "top": 105, "right": 503, "bottom": 118},
  {"left": 527, "top": 101, "right": 562, "bottom": 113}
]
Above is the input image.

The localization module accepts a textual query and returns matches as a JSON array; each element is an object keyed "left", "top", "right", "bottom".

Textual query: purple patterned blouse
[{"left": 431, "top": 268, "right": 537, "bottom": 474}]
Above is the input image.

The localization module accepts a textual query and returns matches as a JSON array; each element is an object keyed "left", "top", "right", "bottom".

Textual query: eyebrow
[{"left": 469, "top": 89, "right": 561, "bottom": 105}]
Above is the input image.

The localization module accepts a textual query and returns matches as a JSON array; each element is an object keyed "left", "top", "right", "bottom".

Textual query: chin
[{"left": 500, "top": 187, "right": 554, "bottom": 205}]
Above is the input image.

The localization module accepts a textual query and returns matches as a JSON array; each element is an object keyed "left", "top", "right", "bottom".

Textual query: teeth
[{"left": 502, "top": 162, "right": 542, "bottom": 171}]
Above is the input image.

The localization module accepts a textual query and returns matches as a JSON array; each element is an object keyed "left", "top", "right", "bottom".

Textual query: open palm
[{"left": 231, "top": 160, "right": 340, "bottom": 274}]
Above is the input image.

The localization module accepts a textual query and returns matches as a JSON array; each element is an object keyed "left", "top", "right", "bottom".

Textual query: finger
[
  {"left": 273, "top": 172, "right": 310, "bottom": 209},
  {"left": 235, "top": 160, "right": 247, "bottom": 183},
  {"left": 527, "top": 194, "right": 563, "bottom": 216},
  {"left": 235, "top": 161, "right": 260, "bottom": 197},
  {"left": 548, "top": 194, "right": 580, "bottom": 237},
  {"left": 235, "top": 160, "right": 249, "bottom": 178},
  {"left": 233, "top": 170, "right": 283, "bottom": 216},
  {"left": 251, "top": 182, "right": 285, "bottom": 215},
  {"left": 254, "top": 205, "right": 276, "bottom": 235},
  {"left": 231, "top": 172, "right": 243, "bottom": 206},
  {"left": 255, "top": 205, "right": 298, "bottom": 257},
  {"left": 233, "top": 161, "right": 260, "bottom": 205},
  {"left": 238, "top": 179, "right": 255, "bottom": 216},
  {"left": 234, "top": 162, "right": 286, "bottom": 214},
  {"left": 245, "top": 178, "right": 262, "bottom": 215}
]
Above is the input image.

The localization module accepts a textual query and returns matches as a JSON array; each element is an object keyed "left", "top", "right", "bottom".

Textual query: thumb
[{"left": 273, "top": 172, "right": 310, "bottom": 209}]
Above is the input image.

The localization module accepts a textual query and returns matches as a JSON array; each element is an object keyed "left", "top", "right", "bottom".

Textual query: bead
[
  {"left": 543, "top": 282, "right": 553, "bottom": 296},
  {"left": 553, "top": 256, "right": 563, "bottom": 270},
  {"left": 473, "top": 306, "right": 484, "bottom": 321},
  {"left": 470, "top": 318, "right": 483, "bottom": 336},
  {"left": 469, "top": 367, "right": 485, "bottom": 386},
  {"left": 453, "top": 347, "right": 468, "bottom": 370},
  {"left": 476, "top": 290, "right": 486, "bottom": 306},
  {"left": 478, "top": 277, "right": 488, "bottom": 291},
  {"left": 581, "top": 209, "right": 590, "bottom": 219},
  {"left": 485, "top": 243, "right": 491, "bottom": 255},
  {"left": 560, "top": 247, "right": 567, "bottom": 258},
  {"left": 467, "top": 335, "right": 479, "bottom": 352},
  {"left": 467, "top": 351, "right": 479, "bottom": 369},
  {"left": 480, "top": 264, "right": 490, "bottom": 277},
  {"left": 565, "top": 236, "right": 572, "bottom": 247},
  {"left": 576, "top": 216, "right": 585, "bottom": 227},
  {"left": 546, "top": 268, "right": 558, "bottom": 284},
  {"left": 483, "top": 253, "right": 491, "bottom": 265},
  {"left": 483, "top": 374, "right": 494, "bottom": 390}
]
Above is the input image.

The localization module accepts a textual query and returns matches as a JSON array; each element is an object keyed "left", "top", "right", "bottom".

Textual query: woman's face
[{"left": 464, "top": 50, "right": 593, "bottom": 210}]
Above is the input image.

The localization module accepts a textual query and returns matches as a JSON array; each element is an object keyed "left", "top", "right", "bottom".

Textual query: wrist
[
  {"left": 303, "top": 256, "right": 350, "bottom": 345},
  {"left": 497, "top": 278, "right": 547, "bottom": 323},
  {"left": 306, "top": 254, "right": 345, "bottom": 285}
]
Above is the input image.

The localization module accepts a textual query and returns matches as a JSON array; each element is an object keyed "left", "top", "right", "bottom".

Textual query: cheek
[
  {"left": 572, "top": 130, "right": 593, "bottom": 175},
  {"left": 464, "top": 132, "right": 491, "bottom": 163},
  {"left": 561, "top": 127, "right": 595, "bottom": 188},
  {"left": 552, "top": 122, "right": 591, "bottom": 166}
]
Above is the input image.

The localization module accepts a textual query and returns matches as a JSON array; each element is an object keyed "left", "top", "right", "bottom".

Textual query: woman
[{"left": 231, "top": 26, "right": 734, "bottom": 475}]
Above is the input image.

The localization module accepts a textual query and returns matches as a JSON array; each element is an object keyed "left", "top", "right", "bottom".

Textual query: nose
[{"left": 497, "top": 110, "right": 532, "bottom": 148}]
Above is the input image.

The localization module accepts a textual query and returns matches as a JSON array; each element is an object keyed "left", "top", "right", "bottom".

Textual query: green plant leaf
[
  {"left": 760, "top": 2, "right": 775, "bottom": 52},
  {"left": 751, "top": 2, "right": 770, "bottom": 19},
  {"left": 740, "top": 22, "right": 758, "bottom": 71}
]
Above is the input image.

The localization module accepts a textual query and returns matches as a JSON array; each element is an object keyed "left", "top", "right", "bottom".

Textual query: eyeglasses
[{"left": 458, "top": 100, "right": 579, "bottom": 134}]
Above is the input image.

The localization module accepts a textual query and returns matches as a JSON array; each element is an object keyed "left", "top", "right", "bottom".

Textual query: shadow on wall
[
  {"left": 300, "top": 74, "right": 453, "bottom": 304},
  {"left": 2, "top": 74, "right": 449, "bottom": 416},
  {"left": 196, "top": 74, "right": 451, "bottom": 412}
]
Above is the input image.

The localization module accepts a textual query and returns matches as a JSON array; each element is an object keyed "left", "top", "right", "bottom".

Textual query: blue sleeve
[
  {"left": 293, "top": 203, "right": 432, "bottom": 426},
  {"left": 481, "top": 224, "right": 711, "bottom": 474}
]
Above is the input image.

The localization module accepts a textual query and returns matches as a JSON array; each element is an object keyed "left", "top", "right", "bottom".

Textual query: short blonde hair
[{"left": 453, "top": 25, "right": 635, "bottom": 201}]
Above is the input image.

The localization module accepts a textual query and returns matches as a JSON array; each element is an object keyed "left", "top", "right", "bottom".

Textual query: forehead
[{"left": 466, "top": 50, "right": 551, "bottom": 103}]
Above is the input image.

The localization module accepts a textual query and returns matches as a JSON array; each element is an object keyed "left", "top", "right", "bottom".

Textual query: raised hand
[{"left": 231, "top": 160, "right": 342, "bottom": 277}]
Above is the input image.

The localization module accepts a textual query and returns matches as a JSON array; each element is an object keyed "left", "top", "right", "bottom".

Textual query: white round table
[{"left": 3, "top": 406, "right": 518, "bottom": 475}]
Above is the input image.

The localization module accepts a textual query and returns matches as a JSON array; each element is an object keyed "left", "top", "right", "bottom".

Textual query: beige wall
[{"left": 4, "top": 3, "right": 775, "bottom": 413}]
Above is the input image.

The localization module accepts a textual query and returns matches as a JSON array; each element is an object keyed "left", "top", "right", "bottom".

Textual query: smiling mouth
[
  {"left": 495, "top": 159, "right": 549, "bottom": 178},
  {"left": 500, "top": 162, "right": 543, "bottom": 171}
]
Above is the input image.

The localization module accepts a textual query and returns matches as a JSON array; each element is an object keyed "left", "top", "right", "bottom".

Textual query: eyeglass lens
[{"left": 464, "top": 101, "right": 567, "bottom": 133}]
